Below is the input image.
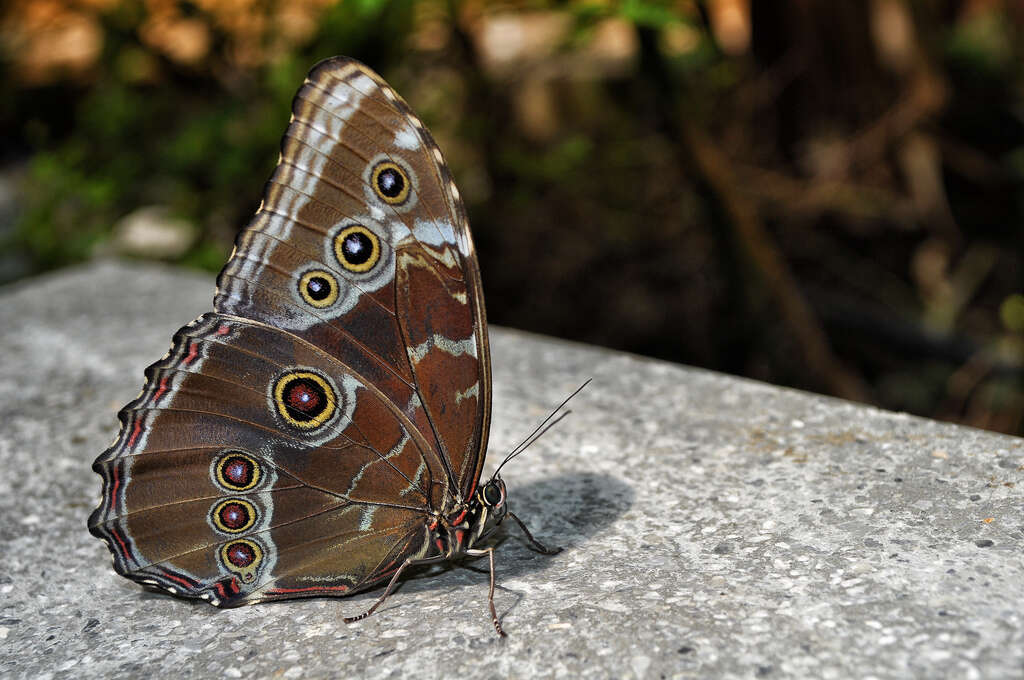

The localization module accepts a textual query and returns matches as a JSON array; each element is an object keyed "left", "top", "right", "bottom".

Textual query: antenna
[{"left": 492, "top": 378, "right": 592, "bottom": 477}]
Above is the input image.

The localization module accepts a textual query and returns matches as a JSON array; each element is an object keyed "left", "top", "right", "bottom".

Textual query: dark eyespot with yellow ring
[
  {"left": 220, "top": 539, "right": 263, "bottom": 583},
  {"left": 371, "top": 161, "right": 410, "bottom": 205},
  {"left": 298, "top": 269, "right": 338, "bottom": 308},
  {"left": 214, "top": 451, "right": 261, "bottom": 491},
  {"left": 333, "top": 225, "right": 380, "bottom": 273},
  {"left": 272, "top": 371, "right": 336, "bottom": 430},
  {"left": 211, "top": 498, "right": 257, "bottom": 534}
]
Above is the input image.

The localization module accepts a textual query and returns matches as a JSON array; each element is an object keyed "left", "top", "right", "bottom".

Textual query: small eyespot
[
  {"left": 211, "top": 499, "right": 257, "bottom": 534},
  {"left": 272, "top": 370, "right": 336, "bottom": 430},
  {"left": 333, "top": 225, "right": 381, "bottom": 273},
  {"left": 220, "top": 539, "right": 263, "bottom": 583},
  {"left": 371, "top": 161, "right": 410, "bottom": 205},
  {"left": 298, "top": 270, "right": 339, "bottom": 308},
  {"left": 214, "top": 452, "right": 261, "bottom": 491}
]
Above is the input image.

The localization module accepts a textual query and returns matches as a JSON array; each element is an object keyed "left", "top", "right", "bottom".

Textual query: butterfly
[{"left": 88, "top": 56, "right": 560, "bottom": 637}]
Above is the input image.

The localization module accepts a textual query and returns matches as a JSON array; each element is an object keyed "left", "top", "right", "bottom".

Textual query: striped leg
[
  {"left": 466, "top": 546, "right": 505, "bottom": 637},
  {"left": 508, "top": 512, "right": 562, "bottom": 555},
  {"left": 343, "top": 554, "right": 447, "bottom": 625}
]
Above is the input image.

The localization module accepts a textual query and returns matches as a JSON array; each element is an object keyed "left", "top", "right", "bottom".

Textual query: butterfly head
[
  {"left": 478, "top": 476, "right": 507, "bottom": 511},
  {"left": 470, "top": 476, "right": 508, "bottom": 542}
]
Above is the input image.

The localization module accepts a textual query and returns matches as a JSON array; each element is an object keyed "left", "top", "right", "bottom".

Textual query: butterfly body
[{"left": 88, "top": 57, "right": 553, "bottom": 633}]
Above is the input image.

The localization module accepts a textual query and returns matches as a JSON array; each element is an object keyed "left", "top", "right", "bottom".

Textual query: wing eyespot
[
  {"left": 211, "top": 499, "right": 258, "bottom": 534},
  {"left": 298, "top": 270, "right": 339, "bottom": 308},
  {"left": 370, "top": 160, "right": 411, "bottom": 205},
  {"left": 220, "top": 539, "right": 264, "bottom": 584},
  {"left": 271, "top": 370, "right": 337, "bottom": 430},
  {"left": 213, "top": 452, "right": 262, "bottom": 492},
  {"left": 333, "top": 225, "right": 381, "bottom": 273}
]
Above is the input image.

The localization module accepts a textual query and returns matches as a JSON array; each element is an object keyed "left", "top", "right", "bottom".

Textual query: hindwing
[{"left": 90, "top": 315, "right": 444, "bottom": 604}]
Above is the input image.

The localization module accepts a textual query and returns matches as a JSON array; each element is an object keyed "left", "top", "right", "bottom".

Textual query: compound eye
[{"left": 482, "top": 481, "right": 503, "bottom": 507}]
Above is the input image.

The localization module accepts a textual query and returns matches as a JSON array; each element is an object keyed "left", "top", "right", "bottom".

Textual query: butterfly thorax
[{"left": 427, "top": 477, "right": 508, "bottom": 559}]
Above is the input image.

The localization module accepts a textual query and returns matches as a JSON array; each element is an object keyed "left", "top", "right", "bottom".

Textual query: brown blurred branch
[
  {"left": 679, "top": 121, "right": 873, "bottom": 403},
  {"left": 634, "top": 24, "right": 871, "bottom": 403},
  {"left": 733, "top": 163, "right": 918, "bottom": 225},
  {"left": 844, "top": 64, "right": 948, "bottom": 173}
]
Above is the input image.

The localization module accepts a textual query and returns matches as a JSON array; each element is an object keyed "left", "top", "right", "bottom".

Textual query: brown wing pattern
[
  {"left": 89, "top": 314, "right": 446, "bottom": 604},
  {"left": 214, "top": 56, "right": 490, "bottom": 499},
  {"left": 90, "top": 57, "right": 493, "bottom": 606}
]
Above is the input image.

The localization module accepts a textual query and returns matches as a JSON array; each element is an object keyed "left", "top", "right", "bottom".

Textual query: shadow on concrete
[
  {"left": 380, "top": 471, "right": 634, "bottom": 595},
  {"left": 501, "top": 471, "right": 635, "bottom": 561}
]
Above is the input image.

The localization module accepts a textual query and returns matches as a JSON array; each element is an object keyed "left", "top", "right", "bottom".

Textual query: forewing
[{"left": 213, "top": 57, "right": 491, "bottom": 499}]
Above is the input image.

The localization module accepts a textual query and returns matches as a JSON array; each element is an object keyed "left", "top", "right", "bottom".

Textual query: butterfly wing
[
  {"left": 89, "top": 58, "right": 491, "bottom": 605},
  {"left": 215, "top": 57, "right": 491, "bottom": 500},
  {"left": 89, "top": 314, "right": 445, "bottom": 605}
]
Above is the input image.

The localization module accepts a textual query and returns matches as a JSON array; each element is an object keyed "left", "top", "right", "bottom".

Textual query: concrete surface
[{"left": 0, "top": 261, "right": 1021, "bottom": 679}]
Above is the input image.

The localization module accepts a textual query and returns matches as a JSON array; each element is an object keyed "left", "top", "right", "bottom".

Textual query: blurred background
[{"left": 1, "top": 0, "right": 1022, "bottom": 435}]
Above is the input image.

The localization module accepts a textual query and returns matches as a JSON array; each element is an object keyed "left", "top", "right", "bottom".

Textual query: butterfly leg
[
  {"left": 465, "top": 546, "right": 505, "bottom": 637},
  {"left": 343, "top": 554, "right": 447, "bottom": 625},
  {"left": 508, "top": 512, "right": 562, "bottom": 555}
]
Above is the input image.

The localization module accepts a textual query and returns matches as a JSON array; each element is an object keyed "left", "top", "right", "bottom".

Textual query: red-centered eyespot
[
  {"left": 219, "top": 502, "right": 249, "bottom": 530},
  {"left": 287, "top": 383, "right": 321, "bottom": 413},
  {"left": 214, "top": 452, "right": 261, "bottom": 491},
  {"left": 211, "top": 498, "right": 257, "bottom": 533},
  {"left": 226, "top": 541, "right": 256, "bottom": 567},
  {"left": 218, "top": 539, "right": 264, "bottom": 583},
  {"left": 272, "top": 371, "right": 336, "bottom": 430},
  {"left": 223, "top": 459, "right": 251, "bottom": 486}
]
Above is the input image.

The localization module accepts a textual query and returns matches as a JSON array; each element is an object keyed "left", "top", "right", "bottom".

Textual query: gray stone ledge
[{"left": 0, "top": 260, "right": 1021, "bottom": 679}]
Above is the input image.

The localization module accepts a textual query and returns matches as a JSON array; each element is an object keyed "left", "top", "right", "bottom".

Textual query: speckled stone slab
[{"left": 0, "top": 261, "right": 1021, "bottom": 679}]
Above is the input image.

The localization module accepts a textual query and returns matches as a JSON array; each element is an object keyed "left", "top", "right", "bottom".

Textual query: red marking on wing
[
  {"left": 214, "top": 581, "right": 228, "bottom": 599},
  {"left": 161, "top": 571, "right": 196, "bottom": 588},
  {"left": 107, "top": 464, "right": 133, "bottom": 563},
  {"left": 451, "top": 509, "right": 467, "bottom": 526},
  {"left": 216, "top": 324, "right": 230, "bottom": 335},
  {"left": 375, "top": 553, "right": 406, "bottom": 580},
  {"left": 153, "top": 376, "right": 169, "bottom": 403},
  {"left": 183, "top": 342, "right": 200, "bottom": 365},
  {"left": 214, "top": 577, "right": 240, "bottom": 599},
  {"left": 110, "top": 526, "right": 132, "bottom": 564},
  {"left": 126, "top": 419, "right": 143, "bottom": 450},
  {"left": 267, "top": 585, "right": 350, "bottom": 594},
  {"left": 375, "top": 566, "right": 400, "bottom": 581},
  {"left": 109, "top": 458, "right": 121, "bottom": 504}
]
